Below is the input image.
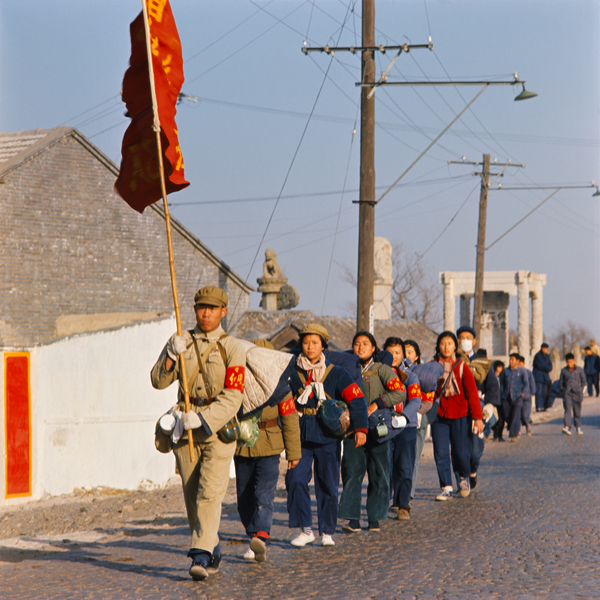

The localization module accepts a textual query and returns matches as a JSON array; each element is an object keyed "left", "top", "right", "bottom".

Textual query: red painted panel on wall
[{"left": 5, "top": 354, "right": 31, "bottom": 497}]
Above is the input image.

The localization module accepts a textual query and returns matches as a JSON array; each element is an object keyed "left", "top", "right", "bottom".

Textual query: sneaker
[
  {"left": 321, "top": 534, "right": 335, "bottom": 546},
  {"left": 577, "top": 427, "right": 583, "bottom": 435},
  {"left": 469, "top": 473, "right": 477, "bottom": 489},
  {"left": 367, "top": 521, "right": 380, "bottom": 531},
  {"left": 250, "top": 537, "right": 266, "bottom": 562},
  {"left": 526, "top": 427, "right": 532, "bottom": 436},
  {"left": 291, "top": 531, "right": 315, "bottom": 547},
  {"left": 509, "top": 437, "right": 519, "bottom": 442},
  {"left": 562, "top": 427, "right": 572, "bottom": 436},
  {"left": 390, "top": 505, "right": 399, "bottom": 511},
  {"left": 436, "top": 487, "right": 453, "bottom": 501},
  {"left": 242, "top": 546, "right": 255, "bottom": 561},
  {"left": 397, "top": 508, "right": 410, "bottom": 521},
  {"left": 342, "top": 520, "right": 361, "bottom": 533},
  {"left": 458, "top": 479, "right": 470, "bottom": 498}
]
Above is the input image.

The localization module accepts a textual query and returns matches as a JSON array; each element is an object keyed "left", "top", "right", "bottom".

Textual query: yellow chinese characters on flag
[{"left": 115, "top": 0, "right": 189, "bottom": 213}]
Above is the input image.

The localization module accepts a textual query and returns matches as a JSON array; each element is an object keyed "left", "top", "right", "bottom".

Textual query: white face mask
[{"left": 461, "top": 339, "right": 473, "bottom": 353}]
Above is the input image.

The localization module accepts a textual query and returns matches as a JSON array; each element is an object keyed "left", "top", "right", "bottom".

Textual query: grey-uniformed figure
[{"left": 151, "top": 285, "right": 246, "bottom": 581}]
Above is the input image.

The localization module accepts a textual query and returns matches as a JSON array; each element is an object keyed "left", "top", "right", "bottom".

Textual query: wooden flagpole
[{"left": 141, "top": 0, "right": 195, "bottom": 460}]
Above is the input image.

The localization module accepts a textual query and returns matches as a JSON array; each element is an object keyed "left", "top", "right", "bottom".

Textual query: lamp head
[{"left": 514, "top": 83, "right": 538, "bottom": 101}]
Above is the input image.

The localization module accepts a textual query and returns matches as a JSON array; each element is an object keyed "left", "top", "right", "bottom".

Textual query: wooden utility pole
[
  {"left": 472, "top": 153, "right": 490, "bottom": 347},
  {"left": 356, "top": 0, "right": 376, "bottom": 332},
  {"left": 449, "top": 155, "right": 524, "bottom": 349}
]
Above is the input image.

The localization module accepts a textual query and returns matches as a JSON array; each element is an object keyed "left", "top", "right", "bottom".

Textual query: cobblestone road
[{"left": 2, "top": 397, "right": 600, "bottom": 599}]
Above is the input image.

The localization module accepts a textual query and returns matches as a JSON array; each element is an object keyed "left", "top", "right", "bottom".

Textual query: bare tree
[
  {"left": 340, "top": 243, "right": 442, "bottom": 328},
  {"left": 547, "top": 320, "right": 595, "bottom": 354}
]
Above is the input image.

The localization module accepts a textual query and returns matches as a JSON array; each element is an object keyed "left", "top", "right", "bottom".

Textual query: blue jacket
[
  {"left": 480, "top": 367, "right": 501, "bottom": 407},
  {"left": 523, "top": 368, "right": 536, "bottom": 400},
  {"left": 500, "top": 366, "right": 530, "bottom": 403},
  {"left": 288, "top": 358, "right": 368, "bottom": 445},
  {"left": 584, "top": 354, "right": 600, "bottom": 376},
  {"left": 532, "top": 351, "right": 553, "bottom": 384},
  {"left": 559, "top": 366, "right": 586, "bottom": 399}
]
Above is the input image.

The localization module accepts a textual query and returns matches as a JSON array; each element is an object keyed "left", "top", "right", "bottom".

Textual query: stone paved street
[{"left": 2, "top": 397, "right": 600, "bottom": 599}]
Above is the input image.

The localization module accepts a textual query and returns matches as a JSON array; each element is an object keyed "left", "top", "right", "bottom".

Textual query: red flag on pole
[{"left": 115, "top": 0, "right": 189, "bottom": 213}]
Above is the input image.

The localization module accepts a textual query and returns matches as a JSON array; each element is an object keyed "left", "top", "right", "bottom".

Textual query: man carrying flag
[{"left": 115, "top": 1, "right": 244, "bottom": 581}]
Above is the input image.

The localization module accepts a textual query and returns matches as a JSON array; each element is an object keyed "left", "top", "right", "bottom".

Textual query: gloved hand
[
  {"left": 182, "top": 410, "right": 202, "bottom": 430},
  {"left": 166, "top": 334, "right": 187, "bottom": 360}
]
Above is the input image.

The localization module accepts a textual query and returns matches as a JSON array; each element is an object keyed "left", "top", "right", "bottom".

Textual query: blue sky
[{"left": 1, "top": 0, "right": 598, "bottom": 339}]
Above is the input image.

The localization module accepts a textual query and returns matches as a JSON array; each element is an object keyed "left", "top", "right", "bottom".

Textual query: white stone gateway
[{"left": 439, "top": 271, "right": 546, "bottom": 365}]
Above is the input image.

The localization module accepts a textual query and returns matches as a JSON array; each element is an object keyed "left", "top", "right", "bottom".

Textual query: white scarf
[{"left": 296, "top": 353, "right": 327, "bottom": 406}]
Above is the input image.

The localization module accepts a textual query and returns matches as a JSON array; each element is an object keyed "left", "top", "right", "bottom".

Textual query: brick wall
[{"left": 0, "top": 134, "right": 249, "bottom": 347}]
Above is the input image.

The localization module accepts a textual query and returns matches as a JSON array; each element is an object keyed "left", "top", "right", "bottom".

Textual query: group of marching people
[
  {"left": 151, "top": 286, "right": 593, "bottom": 581},
  {"left": 236, "top": 322, "right": 497, "bottom": 563}
]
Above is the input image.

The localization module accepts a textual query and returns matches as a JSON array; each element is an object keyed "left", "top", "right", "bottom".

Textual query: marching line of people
[{"left": 150, "top": 285, "right": 594, "bottom": 581}]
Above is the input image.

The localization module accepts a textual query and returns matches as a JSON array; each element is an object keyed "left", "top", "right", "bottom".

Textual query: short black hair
[
  {"left": 493, "top": 360, "right": 505, "bottom": 370},
  {"left": 353, "top": 331, "right": 380, "bottom": 362},
  {"left": 565, "top": 352, "right": 575, "bottom": 360},
  {"left": 541, "top": 342, "right": 549, "bottom": 348},
  {"left": 585, "top": 346, "right": 591, "bottom": 351},
  {"left": 383, "top": 336, "right": 405, "bottom": 355},
  {"left": 509, "top": 352, "right": 520, "bottom": 360},
  {"left": 403, "top": 339, "right": 422, "bottom": 364}
]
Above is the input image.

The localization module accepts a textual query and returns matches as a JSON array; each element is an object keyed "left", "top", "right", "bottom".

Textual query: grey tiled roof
[{"left": 0, "top": 132, "right": 47, "bottom": 164}]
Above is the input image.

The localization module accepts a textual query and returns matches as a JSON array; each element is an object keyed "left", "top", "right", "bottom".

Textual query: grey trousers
[
  {"left": 563, "top": 393, "right": 583, "bottom": 428},
  {"left": 410, "top": 412, "right": 428, "bottom": 500}
]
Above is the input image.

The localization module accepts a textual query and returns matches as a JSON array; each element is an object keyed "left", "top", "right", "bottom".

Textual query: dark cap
[
  {"left": 456, "top": 325, "right": 476, "bottom": 339},
  {"left": 541, "top": 343, "right": 549, "bottom": 348},
  {"left": 194, "top": 285, "right": 228, "bottom": 307}
]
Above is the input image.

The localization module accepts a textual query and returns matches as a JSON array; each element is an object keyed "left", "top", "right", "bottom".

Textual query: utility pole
[
  {"left": 473, "top": 153, "right": 490, "bottom": 346},
  {"left": 356, "top": 0, "right": 375, "bottom": 332},
  {"left": 449, "top": 155, "right": 524, "bottom": 349}
]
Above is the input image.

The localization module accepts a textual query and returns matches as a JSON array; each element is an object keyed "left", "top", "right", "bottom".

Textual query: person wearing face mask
[{"left": 456, "top": 326, "right": 500, "bottom": 489}]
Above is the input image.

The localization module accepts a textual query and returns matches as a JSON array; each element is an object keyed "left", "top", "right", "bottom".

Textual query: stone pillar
[
  {"left": 517, "top": 271, "right": 530, "bottom": 365},
  {"left": 550, "top": 347, "right": 562, "bottom": 381},
  {"left": 441, "top": 272, "right": 455, "bottom": 332},
  {"left": 373, "top": 237, "right": 393, "bottom": 320},
  {"left": 459, "top": 295, "right": 471, "bottom": 328},
  {"left": 530, "top": 284, "right": 543, "bottom": 361}
]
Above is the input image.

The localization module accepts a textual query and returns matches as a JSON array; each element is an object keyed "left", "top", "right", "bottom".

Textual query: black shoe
[
  {"left": 188, "top": 550, "right": 211, "bottom": 581},
  {"left": 470, "top": 473, "right": 477, "bottom": 489},
  {"left": 342, "top": 519, "right": 361, "bottom": 532},
  {"left": 367, "top": 521, "right": 380, "bottom": 531},
  {"left": 207, "top": 553, "right": 221, "bottom": 574}
]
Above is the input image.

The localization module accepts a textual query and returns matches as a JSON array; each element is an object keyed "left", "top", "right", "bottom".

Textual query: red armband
[
  {"left": 278, "top": 397, "right": 297, "bottom": 416},
  {"left": 386, "top": 377, "right": 405, "bottom": 392},
  {"left": 407, "top": 382, "right": 422, "bottom": 401},
  {"left": 225, "top": 366, "right": 245, "bottom": 393},
  {"left": 341, "top": 382, "right": 364, "bottom": 403}
]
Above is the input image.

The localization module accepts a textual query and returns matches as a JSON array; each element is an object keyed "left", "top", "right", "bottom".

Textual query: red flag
[{"left": 115, "top": 0, "right": 189, "bottom": 213}]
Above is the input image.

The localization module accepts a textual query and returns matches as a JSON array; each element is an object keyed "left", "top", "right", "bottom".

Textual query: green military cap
[
  {"left": 194, "top": 285, "right": 228, "bottom": 307},
  {"left": 299, "top": 323, "right": 329, "bottom": 344}
]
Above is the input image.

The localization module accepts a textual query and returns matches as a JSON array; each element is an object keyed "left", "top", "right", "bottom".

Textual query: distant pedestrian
[
  {"left": 518, "top": 356, "right": 536, "bottom": 436},
  {"left": 532, "top": 343, "right": 553, "bottom": 411},
  {"left": 430, "top": 331, "right": 483, "bottom": 501},
  {"left": 492, "top": 360, "right": 506, "bottom": 441},
  {"left": 583, "top": 346, "right": 600, "bottom": 397},
  {"left": 590, "top": 339, "right": 600, "bottom": 356},
  {"left": 499, "top": 353, "right": 530, "bottom": 442},
  {"left": 559, "top": 353, "right": 586, "bottom": 435}
]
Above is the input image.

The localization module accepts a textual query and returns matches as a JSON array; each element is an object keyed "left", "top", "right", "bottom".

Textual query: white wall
[{"left": 2, "top": 317, "right": 179, "bottom": 505}]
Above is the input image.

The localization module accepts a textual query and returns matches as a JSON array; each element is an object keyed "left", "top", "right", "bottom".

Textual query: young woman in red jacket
[{"left": 431, "top": 331, "right": 484, "bottom": 501}]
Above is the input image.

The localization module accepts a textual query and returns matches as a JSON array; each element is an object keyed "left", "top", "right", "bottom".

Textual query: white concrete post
[
  {"left": 531, "top": 284, "right": 543, "bottom": 362},
  {"left": 441, "top": 273, "right": 455, "bottom": 332},
  {"left": 517, "top": 271, "right": 531, "bottom": 365}
]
